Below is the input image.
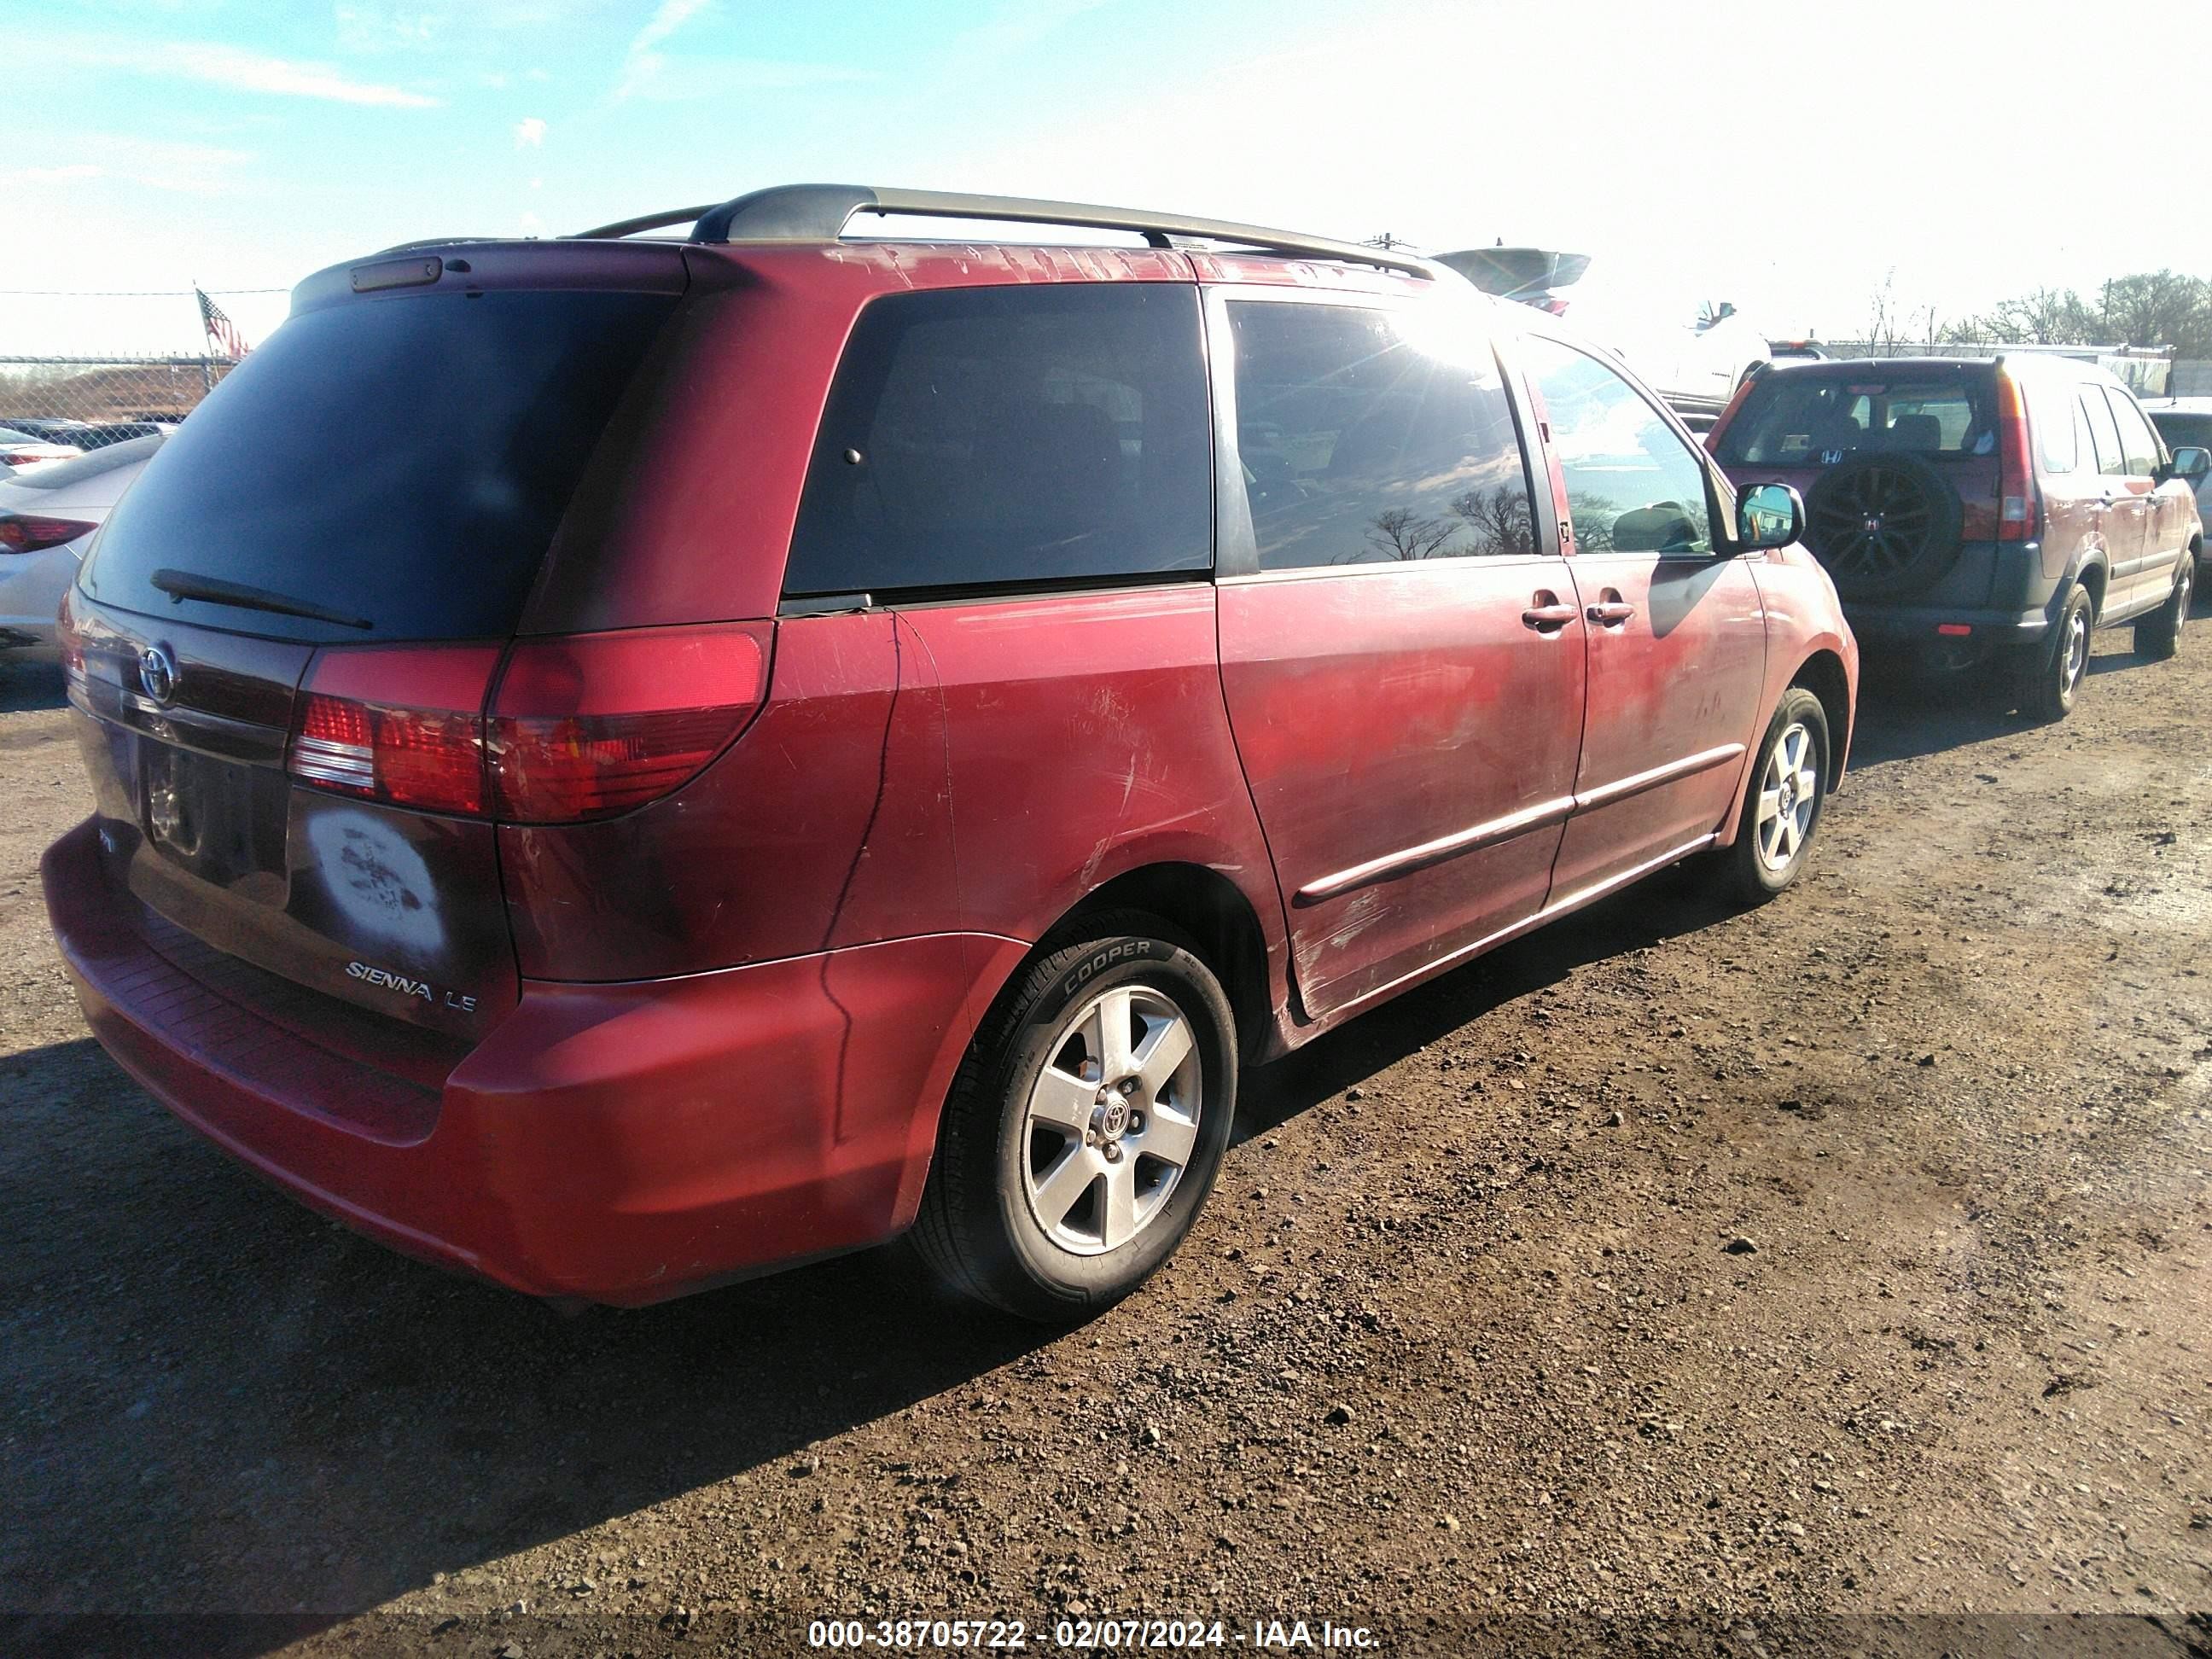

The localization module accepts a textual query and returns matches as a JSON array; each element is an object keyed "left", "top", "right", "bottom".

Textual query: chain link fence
[{"left": 0, "top": 356, "right": 240, "bottom": 444}]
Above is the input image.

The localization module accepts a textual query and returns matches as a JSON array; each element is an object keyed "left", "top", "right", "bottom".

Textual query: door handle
[
  {"left": 1586, "top": 601, "right": 1637, "bottom": 626},
  {"left": 1522, "top": 602, "right": 1580, "bottom": 632}
]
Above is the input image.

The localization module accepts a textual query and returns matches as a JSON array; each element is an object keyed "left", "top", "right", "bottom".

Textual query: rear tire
[
  {"left": 2018, "top": 585, "right": 2093, "bottom": 721},
  {"left": 2134, "top": 559, "right": 2192, "bottom": 661},
  {"left": 1718, "top": 687, "right": 1830, "bottom": 906},
  {"left": 913, "top": 911, "right": 1237, "bottom": 1321}
]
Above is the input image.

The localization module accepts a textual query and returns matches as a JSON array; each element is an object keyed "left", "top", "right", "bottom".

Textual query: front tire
[
  {"left": 913, "top": 912, "right": 1237, "bottom": 1321},
  {"left": 2134, "top": 559, "right": 2192, "bottom": 661},
  {"left": 1719, "top": 687, "right": 1830, "bottom": 905}
]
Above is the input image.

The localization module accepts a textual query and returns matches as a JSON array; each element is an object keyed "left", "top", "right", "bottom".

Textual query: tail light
[
  {"left": 291, "top": 645, "right": 504, "bottom": 815},
  {"left": 488, "top": 625, "right": 771, "bottom": 822},
  {"left": 1538, "top": 297, "right": 1569, "bottom": 317},
  {"left": 1994, "top": 367, "right": 2040, "bottom": 542},
  {"left": 286, "top": 624, "right": 772, "bottom": 824},
  {"left": 0, "top": 515, "right": 94, "bottom": 552}
]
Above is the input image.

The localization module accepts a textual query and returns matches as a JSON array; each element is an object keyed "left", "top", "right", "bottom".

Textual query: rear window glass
[
  {"left": 80, "top": 288, "right": 677, "bottom": 643},
  {"left": 1227, "top": 300, "right": 1534, "bottom": 568},
  {"left": 783, "top": 284, "right": 1209, "bottom": 599},
  {"left": 2150, "top": 411, "right": 2212, "bottom": 449},
  {"left": 1716, "top": 373, "right": 1995, "bottom": 465}
]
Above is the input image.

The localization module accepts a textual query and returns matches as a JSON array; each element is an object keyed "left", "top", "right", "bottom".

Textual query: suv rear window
[
  {"left": 79, "top": 288, "right": 678, "bottom": 643},
  {"left": 783, "top": 284, "right": 1210, "bottom": 599},
  {"left": 1716, "top": 371, "right": 1995, "bottom": 465},
  {"left": 2150, "top": 410, "right": 2212, "bottom": 450}
]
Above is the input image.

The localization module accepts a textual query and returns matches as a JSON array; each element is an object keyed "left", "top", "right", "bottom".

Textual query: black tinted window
[
  {"left": 1228, "top": 301, "right": 1534, "bottom": 568},
  {"left": 80, "top": 289, "right": 676, "bottom": 642},
  {"left": 783, "top": 284, "right": 1208, "bottom": 598},
  {"left": 1716, "top": 371, "right": 1994, "bottom": 464},
  {"left": 2150, "top": 411, "right": 2212, "bottom": 450}
]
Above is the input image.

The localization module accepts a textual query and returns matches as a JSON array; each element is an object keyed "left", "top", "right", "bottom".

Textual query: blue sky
[{"left": 15, "top": 0, "right": 2210, "bottom": 355}]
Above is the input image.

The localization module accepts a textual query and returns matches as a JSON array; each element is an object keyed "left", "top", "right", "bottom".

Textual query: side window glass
[
  {"left": 2079, "top": 389, "right": 2124, "bottom": 476},
  {"left": 783, "top": 284, "right": 1210, "bottom": 598},
  {"left": 1520, "top": 335, "right": 1712, "bottom": 556},
  {"left": 2104, "top": 391, "right": 2161, "bottom": 477},
  {"left": 2029, "top": 381, "right": 2078, "bottom": 474},
  {"left": 1225, "top": 300, "right": 1536, "bottom": 569}
]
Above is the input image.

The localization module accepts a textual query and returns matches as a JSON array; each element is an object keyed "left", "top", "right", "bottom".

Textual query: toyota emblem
[{"left": 139, "top": 643, "right": 179, "bottom": 706}]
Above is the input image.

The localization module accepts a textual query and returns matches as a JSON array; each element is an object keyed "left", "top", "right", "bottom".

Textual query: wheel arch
[
  {"left": 1052, "top": 862, "right": 1275, "bottom": 1067},
  {"left": 1789, "top": 649, "right": 1852, "bottom": 790},
  {"left": 2073, "top": 556, "right": 2108, "bottom": 620}
]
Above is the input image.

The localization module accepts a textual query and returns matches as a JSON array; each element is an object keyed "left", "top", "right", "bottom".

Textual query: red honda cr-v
[{"left": 45, "top": 186, "right": 1857, "bottom": 1318}]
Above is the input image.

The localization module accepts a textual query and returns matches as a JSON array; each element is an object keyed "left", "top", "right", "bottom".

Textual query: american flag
[{"left": 195, "top": 288, "right": 249, "bottom": 360}]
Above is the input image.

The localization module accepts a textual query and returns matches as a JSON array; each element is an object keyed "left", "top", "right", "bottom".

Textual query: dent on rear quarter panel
[{"left": 891, "top": 585, "right": 1293, "bottom": 1037}]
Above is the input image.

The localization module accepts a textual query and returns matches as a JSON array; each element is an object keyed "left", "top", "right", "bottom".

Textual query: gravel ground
[{"left": 3, "top": 606, "right": 2209, "bottom": 1659}]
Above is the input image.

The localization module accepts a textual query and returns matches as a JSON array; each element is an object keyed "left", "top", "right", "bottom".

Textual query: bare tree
[
  {"left": 1448, "top": 486, "right": 1533, "bottom": 557},
  {"left": 1361, "top": 508, "right": 1458, "bottom": 562}
]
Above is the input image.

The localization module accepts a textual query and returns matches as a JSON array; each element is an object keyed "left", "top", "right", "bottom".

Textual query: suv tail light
[
  {"left": 286, "top": 624, "right": 772, "bottom": 824},
  {"left": 0, "top": 513, "right": 96, "bottom": 553},
  {"left": 1994, "top": 367, "right": 2040, "bottom": 542}
]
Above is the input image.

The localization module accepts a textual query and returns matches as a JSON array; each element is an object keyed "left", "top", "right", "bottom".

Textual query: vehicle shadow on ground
[
  {"left": 0, "top": 661, "right": 65, "bottom": 713},
  {"left": 3, "top": 870, "right": 1740, "bottom": 1652}
]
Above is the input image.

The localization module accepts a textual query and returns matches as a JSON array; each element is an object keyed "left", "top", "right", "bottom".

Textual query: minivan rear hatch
[{"left": 66, "top": 246, "right": 685, "bottom": 1045}]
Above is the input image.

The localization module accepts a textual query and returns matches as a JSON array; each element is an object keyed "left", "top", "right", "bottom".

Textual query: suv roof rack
[{"left": 567, "top": 183, "right": 1436, "bottom": 280}]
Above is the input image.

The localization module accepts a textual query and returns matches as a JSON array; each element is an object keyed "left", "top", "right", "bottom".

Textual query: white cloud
[
  {"left": 512, "top": 115, "right": 547, "bottom": 148},
  {"left": 44, "top": 37, "right": 439, "bottom": 107},
  {"left": 20, "top": 164, "right": 104, "bottom": 186},
  {"left": 614, "top": 0, "right": 713, "bottom": 98},
  {"left": 19, "top": 132, "right": 255, "bottom": 196}
]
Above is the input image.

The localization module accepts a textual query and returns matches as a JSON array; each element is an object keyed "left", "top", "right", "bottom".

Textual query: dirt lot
[{"left": 3, "top": 608, "right": 2209, "bottom": 1659}]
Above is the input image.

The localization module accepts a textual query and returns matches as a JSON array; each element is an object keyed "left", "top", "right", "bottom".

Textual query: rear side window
[
  {"left": 2080, "top": 390, "right": 2125, "bottom": 475},
  {"left": 2025, "top": 381, "right": 2079, "bottom": 474},
  {"left": 2103, "top": 390, "right": 2162, "bottom": 476},
  {"left": 80, "top": 289, "right": 678, "bottom": 643},
  {"left": 1716, "top": 373, "right": 1994, "bottom": 464},
  {"left": 1225, "top": 300, "right": 1534, "bottom": 568},
  {"left": 783, "top": 284, "right": 1209, "bottom": 599}
]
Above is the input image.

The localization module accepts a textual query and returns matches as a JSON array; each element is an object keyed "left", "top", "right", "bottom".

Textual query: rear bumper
[
  {"left": 1842, "top": 602, "right": 2055, "bottom": 649},
  {"left": 44, "top": 818, "right": 1022, "bottom": 1305}
]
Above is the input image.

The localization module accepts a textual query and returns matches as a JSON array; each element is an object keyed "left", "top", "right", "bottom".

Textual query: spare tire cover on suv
[{"left": 1803, "top": 452, "right": 1964, "bottom": 601}]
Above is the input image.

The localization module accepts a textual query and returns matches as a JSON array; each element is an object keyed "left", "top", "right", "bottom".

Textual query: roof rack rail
[{"left": 568, "top": 183, "right": 1436, "bottom": 279}]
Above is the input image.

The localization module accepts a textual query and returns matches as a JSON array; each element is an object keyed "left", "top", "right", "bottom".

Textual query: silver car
[
  {"left": 0, "top": 434, "right": 164, "bottom": 661},
  {"left": 2145, "top": 396, "right": 2212, "bottom": 570}
]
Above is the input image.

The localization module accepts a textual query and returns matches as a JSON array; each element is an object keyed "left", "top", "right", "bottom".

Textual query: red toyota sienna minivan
[{"left": 45, "top": 186, "right": 1857, "bottom": 1319}]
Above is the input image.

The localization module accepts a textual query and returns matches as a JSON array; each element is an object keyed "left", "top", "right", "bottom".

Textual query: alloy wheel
[
  {"left": 1020, "top": 983, "right": 1204, "bottom": 1256},
  {"left": 1807, "top": 463, "right": 1936, "bottom": 589},
  {"left": 2059, "top": 607, "right": 2089, "bottom": 697},
  {"left": 1754, "top": 721, "right": 1819, "bottom": 874}
]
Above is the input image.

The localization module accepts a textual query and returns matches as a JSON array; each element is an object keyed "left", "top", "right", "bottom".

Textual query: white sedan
[{"left": 0, "top": 433, "right": 164, "bottom": 661}]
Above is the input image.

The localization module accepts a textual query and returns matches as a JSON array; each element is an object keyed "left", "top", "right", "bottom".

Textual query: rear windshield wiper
[{"left": 149, "top": 568, "right": 372, "bottom": 632}]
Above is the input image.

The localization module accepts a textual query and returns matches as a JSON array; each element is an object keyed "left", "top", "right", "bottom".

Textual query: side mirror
[
  {"left": 2168, "top": 445, "right": 2210, "bottom": 482},
  {"left": 1736, "top": 481, "right": 1803, "bottom": 550}
]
